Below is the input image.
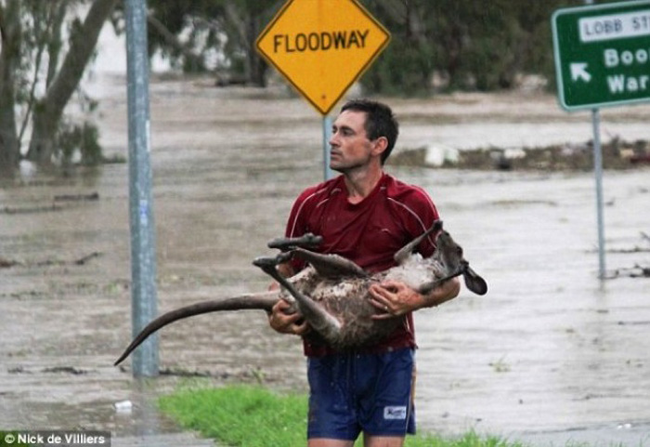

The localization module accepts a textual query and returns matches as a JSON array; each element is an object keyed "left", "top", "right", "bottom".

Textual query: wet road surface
[{"left": 1, "top": 75, "right": 649, "bottom": 445}]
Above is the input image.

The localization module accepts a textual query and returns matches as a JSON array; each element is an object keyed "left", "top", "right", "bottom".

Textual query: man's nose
[{"left": 329, "top": 131, "right": 339, "bottom": 147}]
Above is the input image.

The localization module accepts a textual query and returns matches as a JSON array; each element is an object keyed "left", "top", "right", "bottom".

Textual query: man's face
[{"left": 329, "top": 110, "right": 377, "bottom": 173}]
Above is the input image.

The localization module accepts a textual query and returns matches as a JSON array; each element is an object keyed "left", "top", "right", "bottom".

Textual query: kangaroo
[{"left": 114, "top": 220, "right": 487, "bottom": 365}]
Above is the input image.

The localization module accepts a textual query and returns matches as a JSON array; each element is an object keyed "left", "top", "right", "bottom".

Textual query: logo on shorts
[{"left": 383, "top": 406, "right": 407, "bottom": 420}]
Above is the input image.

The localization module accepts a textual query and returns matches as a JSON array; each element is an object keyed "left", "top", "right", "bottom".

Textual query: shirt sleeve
[{"left": 285, "top": 187, "right": 314, "bottom": 238}]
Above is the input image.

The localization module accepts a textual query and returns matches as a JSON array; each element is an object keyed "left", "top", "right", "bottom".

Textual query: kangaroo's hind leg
[
  {"left": 291, "top": 248, "right": 369, "bottom": 279},
  {"left": 267, "top": 233, "right": 323, "bottom": 252},
  {"left": 253, "top": 255, "right": 342, "bottom": 342}
]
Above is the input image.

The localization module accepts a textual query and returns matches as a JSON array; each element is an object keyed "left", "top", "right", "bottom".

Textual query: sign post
[
  {"left": 125, "top": 0, "right": 159, "bottom": 376},
  {"left": 322, "top": 115, "right": 333, "bottom": 180},
  {"left": 552, "top": 0, "right": 650, "bottom": 279},
  {"left": 256, "top": 0, "right": 390, "bottom": 179}
]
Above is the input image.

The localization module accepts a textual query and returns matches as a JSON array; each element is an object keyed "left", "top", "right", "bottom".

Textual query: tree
[
  {"left": 362, "top": 0, "right": 586, "bottom": 95},
  {"left": 360, "top": 1, "right": 436, "bottom": 95},
  {"left": 26, "top": 0, "right": 119, "bottom": 165},
  {"left": 0, "top": 0, "right": 23, "bottom": 174},
  {"left": 145, "top": 0, "right": 280, "bottom": 86},
  {"left": 0, "top": 0, "right": 118, "bottom": 175},
  {"left": 128, "top": 0, "right": 586, "bottom": 97}
]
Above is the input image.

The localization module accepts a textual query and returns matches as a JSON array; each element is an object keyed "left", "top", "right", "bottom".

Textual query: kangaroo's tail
[{"left": 114, "top": 291, "right": 278, "bottom": 366}]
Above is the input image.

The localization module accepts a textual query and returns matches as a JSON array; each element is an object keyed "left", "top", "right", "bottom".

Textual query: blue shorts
[{"left": 306, "top": 348, "right": 416, "bottom": 440}]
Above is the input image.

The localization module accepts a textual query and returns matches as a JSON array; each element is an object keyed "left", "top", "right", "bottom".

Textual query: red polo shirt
[{"left": 284, "top": 173, "right": 439, "bottom": 356}]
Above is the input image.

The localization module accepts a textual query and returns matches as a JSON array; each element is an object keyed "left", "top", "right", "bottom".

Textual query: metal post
[
  {"left": 322, "top": 115, "right": 333, "bottom": 180},
  {"left": 592, "top": 108, "right": 606, "bottom": 279},
  {"left": 582, "top": 0, "right": 606, "bottom": 279},
  {"left": 125, "top": 0, "right": 159, "bottom": 377}
]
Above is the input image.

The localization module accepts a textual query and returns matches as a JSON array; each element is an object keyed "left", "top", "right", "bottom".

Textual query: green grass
[
  {"left": 159, "top": 385, "right": 308, "bottom": 447},
  {"left": 159, "top": 384, "right": 525, "bottom": 447}
]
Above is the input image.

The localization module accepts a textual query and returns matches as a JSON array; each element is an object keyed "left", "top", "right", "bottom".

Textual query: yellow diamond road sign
[{"left": 256, "top": 0, "right": 390, "bottom": 115}]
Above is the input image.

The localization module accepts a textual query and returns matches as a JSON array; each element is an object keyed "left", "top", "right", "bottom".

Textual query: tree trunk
[
  {"left": 0, "top": 1, "right": 22, "bottom": 175},
  {"left": 224, "top": 3, "right": 268, "bottom": 87},
  {"left": 26, "top": 0, "right": 119, "bottom": 165},
  {"left": 46, "top": 2, "right": 68, "bottom": 88},
  {"left": 246, "top": 15, "right": 267, "bottom": 87}
]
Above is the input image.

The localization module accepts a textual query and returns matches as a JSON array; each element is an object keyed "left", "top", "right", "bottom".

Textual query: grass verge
[{"left": 159, "top": 384, "right": 525, "bottom": 447}]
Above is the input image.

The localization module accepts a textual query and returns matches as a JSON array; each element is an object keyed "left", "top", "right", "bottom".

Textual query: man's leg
[
  {"left": 363, "top": 434, "right": 405, "bottom": 447},
  {"left": 309, "top": 439, "right": 354, "bottom": 447}
]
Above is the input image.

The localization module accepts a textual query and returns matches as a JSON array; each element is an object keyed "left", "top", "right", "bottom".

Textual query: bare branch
[
  {"left": 146, "top": 12, "right": 203, "bottom": 67},
  {"left": 0, "top": 4, "right": 6, "bottom": 45}
]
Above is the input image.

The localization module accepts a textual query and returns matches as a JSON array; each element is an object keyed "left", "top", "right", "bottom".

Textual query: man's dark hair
[{"left": 340, "top": 99, "right": 399, "bottom": 165}]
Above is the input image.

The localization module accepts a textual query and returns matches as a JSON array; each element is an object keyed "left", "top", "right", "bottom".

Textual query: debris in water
[{"left": 114, "top": 400, "right": 133, "bottom": 414}]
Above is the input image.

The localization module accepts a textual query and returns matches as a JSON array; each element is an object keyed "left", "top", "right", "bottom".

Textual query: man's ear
[{"left": 371, "top": 136, "right": 388, "bottom": 158}]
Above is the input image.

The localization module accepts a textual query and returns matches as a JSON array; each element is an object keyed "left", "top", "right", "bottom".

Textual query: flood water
[{"left": 1, "top": 75, "right": 649, "bottom": 445}]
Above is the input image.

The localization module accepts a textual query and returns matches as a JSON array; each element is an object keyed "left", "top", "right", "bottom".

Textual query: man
[{"left": 268, "top": 99, "right": 460, "bottom": 447}]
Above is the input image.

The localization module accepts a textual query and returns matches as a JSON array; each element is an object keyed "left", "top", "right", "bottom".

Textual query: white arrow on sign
[{"left": 570, "top": 62, "right": 591, "bottom": 83}]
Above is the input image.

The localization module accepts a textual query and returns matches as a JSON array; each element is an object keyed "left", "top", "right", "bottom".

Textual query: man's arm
[{"left": 368, "top": 277, "right": 461, "bottom": 319}]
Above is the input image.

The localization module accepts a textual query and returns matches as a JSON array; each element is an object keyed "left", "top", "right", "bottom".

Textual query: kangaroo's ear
[{"left": 463, "top": 266, "right": 488, "bottom": 295}]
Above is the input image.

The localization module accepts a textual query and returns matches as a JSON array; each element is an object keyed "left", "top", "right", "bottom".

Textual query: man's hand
[
  {"left": 368, "top": 277, "right": 460, "bottom": 320},
  {"left": 268, "top": 299, "right": 311, "bottom": 336}
]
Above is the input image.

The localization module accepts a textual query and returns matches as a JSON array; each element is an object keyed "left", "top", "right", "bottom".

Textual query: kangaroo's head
[
  {"left": 428, "top": 228, "right": 488, "bottom": 296},
  {"left": 434, "top": 230, "right": 464, "bottom": 270}
]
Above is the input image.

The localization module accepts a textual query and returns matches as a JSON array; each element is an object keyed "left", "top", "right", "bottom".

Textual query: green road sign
[{"left": 552, "top": 0, "right": 650, "bottom": 111}]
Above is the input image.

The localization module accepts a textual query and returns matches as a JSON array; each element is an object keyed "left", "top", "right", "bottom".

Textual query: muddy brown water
[{"left": 1, "top": 75, "right": 649, "bottom": 445}]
